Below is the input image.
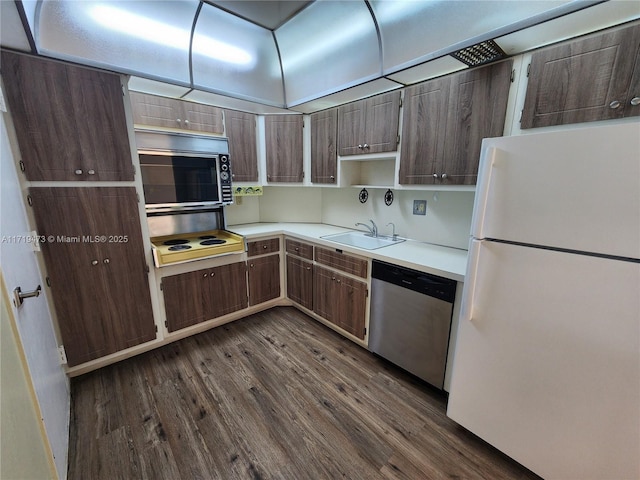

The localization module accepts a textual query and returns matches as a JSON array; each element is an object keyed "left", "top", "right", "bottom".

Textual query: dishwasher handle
[{"left": 372, "top": 260, "right": 456, "bottom": 303}]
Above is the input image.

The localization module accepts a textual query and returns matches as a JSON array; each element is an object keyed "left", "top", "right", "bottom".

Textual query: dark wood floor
[{"left": 68, "top": 307, "right": 540, "bottom": 480}]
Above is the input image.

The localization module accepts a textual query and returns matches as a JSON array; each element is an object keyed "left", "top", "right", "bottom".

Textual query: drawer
[
  {"left": 247, "top": 238, "right": 280, "bottom": 257},
  {"left": 314, "top": 246, "right": 368, "bottom": 279},
  {"left": 285, "top": 238, "right": 314, "bottom": 260}
]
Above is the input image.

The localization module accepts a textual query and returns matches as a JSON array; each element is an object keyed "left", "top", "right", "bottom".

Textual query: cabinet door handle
[
  {"left": 609, "top": 100, "right": 621, "bottom": 109},
  {"left": 295, "top": 247, "right": 299, "bottom": 251},
  {"left": 91, "top": 260, "right": 98, "bottom": 266},
  {"left": 250, "top": 263, "right": 254, "bottom": 268},
  {"left": 357, "top": 144, "right": 363, "bottom": 149},
  {"left": 363, "top": 143, "right": 369, "bottom": 149},
  {"left": 330, "top": 176, "right": 335, "bottom": 181},
  {"left": 631, "top": 97, "right": 640, "bottom": 106},
  {"left": 184, "top": 119, "right": 189, "bottom": 125},
  {"left": 306, "top": 266, "right": 311, "bottom": 271},
  {"left": 336, "top": 279, "right": 342, "bottom": 284},
  {"left": 203, "top": 273, "right": 208, "bottom": 277},
  {"left": 433, "top": 173, "right": 440, "bottom": 179},
  {"left": 75, "top": 169, "right": 83, "bottom": 175},
  {"left": 88, "top": 169, "right": 96, "bottom": 175},
  {"left": 103, "top": 258, "right": 110, "bottom": 264},
  {"left": 263, "top": 245, "right": 268, "bottom": 249},
  {"left": 176, "top": 118, "right": 181, "bottom": 124},
  {"left": 441, "top": 173, "right": 448, "bottom": 180}
]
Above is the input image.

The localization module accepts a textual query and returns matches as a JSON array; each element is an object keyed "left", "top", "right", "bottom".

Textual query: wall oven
[{"left": 136, "top": 130, "right": 233, "bottom": 213}]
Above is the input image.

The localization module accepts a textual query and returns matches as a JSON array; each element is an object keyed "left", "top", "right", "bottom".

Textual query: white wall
[
  {"left": 227, "top": 186, "right": 473, "bottom": 250},
  {"left": 321, "top": 188, "right": 473, "bottom": 250}
]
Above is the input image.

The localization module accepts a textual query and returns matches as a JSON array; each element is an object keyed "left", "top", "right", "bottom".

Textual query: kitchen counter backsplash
[{"left": 225, "top": 187, "right": 474, "bottom": 250}]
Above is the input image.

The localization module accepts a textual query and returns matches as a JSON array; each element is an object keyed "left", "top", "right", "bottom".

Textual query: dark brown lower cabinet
[
  {"left": 286, "top": 255, "right": 313, "bottom": 310},
  {"left": 29, "top": 187, "right": 156, "bottom": 367},
  {"left": 248, "top": 254, "right": 281, "bottom": 306},
  {"left": 314, "top": 265, "right": 367, "bottom": 340},
  {"left": 163, "top": 262, "right": 247, "bottom": 332}
]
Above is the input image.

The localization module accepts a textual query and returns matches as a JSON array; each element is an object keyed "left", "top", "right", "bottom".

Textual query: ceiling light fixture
[{"left": 89, "top": 4, "right": 252, "bottom": 66}]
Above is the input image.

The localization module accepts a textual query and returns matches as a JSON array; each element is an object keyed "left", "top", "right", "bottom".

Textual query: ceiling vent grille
[{"left": 451, "top": 40, "right": 506, "bottom": 67}]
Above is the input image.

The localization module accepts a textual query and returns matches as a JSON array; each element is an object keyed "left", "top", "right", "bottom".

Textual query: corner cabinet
[
  {"left": 311, "top": 108, "right": 338, "bottom": 184},
  {"left": 521, "top": 23, "right": 640, "bottom": 128},
  {"left": 29, "top": 187, "right": 156, "bottom": 367},
  {"left": 1, "top": 51, "right": 134, "bottom": 181},
  {"left": 247, "top": 238, "right": 281, "bottom": 306},
  {"left": 399, "top": 60, "right": 512, "bottom": 185},
  {"left": 130, "top": 92, "right": 224, "bottom": 134},
  {"left": 265, "top": 115, "right": 304, "bottom": 183},
  {"left": 224, "top": 109, "right": 258, "bottom": 182},
  {"left": 162, "top": 262, "right": 247, "bottom": 333},
  {"left": 338, "top": 91, "right": 401, "bottom": 156}
]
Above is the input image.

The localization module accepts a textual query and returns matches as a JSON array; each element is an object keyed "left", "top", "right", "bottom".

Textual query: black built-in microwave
[{"left": 136, "top": 131, "right": 232, "bottom": 213}]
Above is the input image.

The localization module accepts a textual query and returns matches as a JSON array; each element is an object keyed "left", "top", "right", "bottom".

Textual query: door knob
[{"left": 13, "top": 285, "right": 41, "bottom": 307}]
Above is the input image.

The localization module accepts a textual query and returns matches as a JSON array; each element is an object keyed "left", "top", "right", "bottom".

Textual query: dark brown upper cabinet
[
  {"left": 28, "top": 187, "right": 156, "bottom": 367},
  {"left": 265, "top": 114, "right": 303, "bottom": 183},
  {"left": 224, "top": 109, "right": 258, "bottom": 182},
  {"left": 310, "top": 108, "right": 338, "bottom": 184},
  {"left": 521, "top": 23, "right": 640, "bottom": 128},
  {"left": 399, "top": 60, "right": 512, "bottom": 185},
  {"left": 1, "top": 51, "right": 134, "bottom": 181},
  {"left": 338, "top": 91, "right": 401, "bottom": 156},
  {"left": 130, "top": 92, "right": 224, "bottom": 134}
]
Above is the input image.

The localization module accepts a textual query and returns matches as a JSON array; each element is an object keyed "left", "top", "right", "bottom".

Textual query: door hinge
[
  {"left": 46, "top": 276, "right": 51, "bottom": 287},
  {"left": 164, "top": 320, "right": 168, "bottom": 328},
  {"left": 526, "top": 63, "right": 531, "bottom": 77},
  {"left": 399, "top": 97, "right": 403, "bottom": 108},
  {"left": 136, "top": 192, "right": 140, "bottom": 203},
  {"left": 26, "top": 194, "right": 33, "bottom": 207},
  {"left": 519, "top": 110, "right": 523, "bottom": 123},
  {"left": 121, "top": 83, "right": 126, "bottom": 97},
  {"left": 510, "top": 69, "right": 515, "bottom": 83},
  {"left": 365, "top": 288, "right": 369, "bottom": 298},
  {"left": 160, "top": 281, "right": 163, "bottom": 291},
  {"left": 145, "top": 264, "right": 150, "bottom": 274},
  {"left": 18, "top": 160, "right": 25, "bottom": 172},
  {"left": 58, "top": 345, "right": 68, "bottom": 365},
  {"left": 155, "top": 325, "right": 158, "bottom": 333},
  {"left": 363, "top": 327, "right": 367, "bottom": 337},
  {"left": 396, "top": 135, "right": 400, "bottom": 146}
]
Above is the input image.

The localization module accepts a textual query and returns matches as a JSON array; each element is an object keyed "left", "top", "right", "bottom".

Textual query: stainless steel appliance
[
  {"left": 369, "top": 260, "right": 456, "bottom": 389},
  {"left": 136, "top": 130, "right": 233, "bottom": 213}
]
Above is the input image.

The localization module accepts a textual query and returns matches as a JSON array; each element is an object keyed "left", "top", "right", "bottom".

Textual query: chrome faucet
[
  {"left": 355, "top": 219, "right": 378, "bottom": 237},
  {"left": 386, "top": 222, "right": 398, "bottom": 241}
]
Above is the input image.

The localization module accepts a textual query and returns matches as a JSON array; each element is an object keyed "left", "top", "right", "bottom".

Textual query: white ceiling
[{"left": 2, "top": 1, "right": 639, "bottom": 114}]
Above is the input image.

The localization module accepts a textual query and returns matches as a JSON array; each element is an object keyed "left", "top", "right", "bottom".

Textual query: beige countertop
[{"left": 228, "top": 222, "right": 468, "bottom": 282}]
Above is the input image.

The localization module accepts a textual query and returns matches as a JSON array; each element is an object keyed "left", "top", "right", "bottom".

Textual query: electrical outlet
[{"left": 413, "top": 200, "right": 427, "bottom": 215}]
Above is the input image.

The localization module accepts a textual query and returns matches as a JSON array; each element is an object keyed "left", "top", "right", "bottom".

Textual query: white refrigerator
[{"left": 447, "top": 122, "right": 640, "bottom": 480}]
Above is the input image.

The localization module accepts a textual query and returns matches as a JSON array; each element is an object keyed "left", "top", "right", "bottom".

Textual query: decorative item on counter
[
  {"left": 234, "top": 186, "right": 263, "bottom": 196},
  {"left": 384, "top": 189, "right": 394, "bottom": 206},
  {"left": 359, "top": 188, "right": 368, "bottom": 203}
]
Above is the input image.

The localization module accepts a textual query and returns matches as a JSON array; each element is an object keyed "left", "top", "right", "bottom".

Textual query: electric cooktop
[{"left": 150, "top": 230, "right": 245, "bottom": 266}]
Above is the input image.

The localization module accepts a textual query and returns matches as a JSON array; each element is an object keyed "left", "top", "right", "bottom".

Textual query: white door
[
  {"left": 1, "top": 112, "right": 69, "bottom": 478},
  {"left": 473, "top": 122, "right": 640, "bottom": 258},
  {"left": 447, "top": 239, "right": 640, "bottom": 480}
]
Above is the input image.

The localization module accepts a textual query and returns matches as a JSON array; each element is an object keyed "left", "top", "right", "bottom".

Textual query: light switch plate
[{"left": 413, "top": 200, "right": 427, "bottom": 215}]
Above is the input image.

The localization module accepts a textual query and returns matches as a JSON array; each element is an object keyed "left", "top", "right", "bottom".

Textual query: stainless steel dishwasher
[{"left": 369, "top": 260, "right": 456, "bottom": 389}]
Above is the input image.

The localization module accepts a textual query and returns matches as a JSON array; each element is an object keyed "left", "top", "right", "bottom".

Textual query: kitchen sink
[{"left": 321, "top": 231, "right": 405, "bottom": 250}]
